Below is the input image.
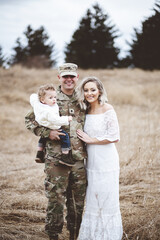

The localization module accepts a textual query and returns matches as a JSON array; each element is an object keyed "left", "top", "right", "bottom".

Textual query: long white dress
[{"left": 78, "top": 109, "right": 123, "bottom": 240}]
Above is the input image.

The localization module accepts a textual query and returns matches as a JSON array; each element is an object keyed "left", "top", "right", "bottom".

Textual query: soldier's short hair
[{"left": 38, "top": 84, "right": 56, "bottom": 101}]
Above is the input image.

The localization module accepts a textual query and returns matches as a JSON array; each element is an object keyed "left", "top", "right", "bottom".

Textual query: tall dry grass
[{"left": 0, "top": 65, "right": 159, "bottom": 240}]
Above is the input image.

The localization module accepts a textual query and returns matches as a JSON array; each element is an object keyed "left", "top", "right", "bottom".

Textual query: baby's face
[{"left": 41, "top": 90, "right": 57, "bottom": 106}]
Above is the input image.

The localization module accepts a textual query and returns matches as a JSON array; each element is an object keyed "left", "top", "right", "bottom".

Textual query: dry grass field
[{"left": 0, "top": 66, "right": 160, "bottom": 240}]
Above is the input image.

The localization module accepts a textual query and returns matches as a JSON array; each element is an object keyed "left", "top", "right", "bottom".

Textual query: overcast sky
[{"left": 0, "top": 0, "right": 156, "bottom": 64}]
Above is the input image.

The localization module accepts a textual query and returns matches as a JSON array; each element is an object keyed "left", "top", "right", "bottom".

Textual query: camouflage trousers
[{"left": 44, "top": 156, "right": 87, "bottom": 240}]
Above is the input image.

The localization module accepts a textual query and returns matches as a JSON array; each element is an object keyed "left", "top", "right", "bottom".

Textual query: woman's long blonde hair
[{"left": 76, "top": 76, "right": 108, "bottom": 110}]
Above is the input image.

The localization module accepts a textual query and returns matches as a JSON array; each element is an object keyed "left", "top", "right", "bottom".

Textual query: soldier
[{"left": 25, "top": 63, "right": 87, "bottom": 240}]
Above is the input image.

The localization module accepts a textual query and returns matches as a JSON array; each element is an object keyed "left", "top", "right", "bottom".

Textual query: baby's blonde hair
[{"left": 38, "top": 84, "right": 56, "bottom": 102}]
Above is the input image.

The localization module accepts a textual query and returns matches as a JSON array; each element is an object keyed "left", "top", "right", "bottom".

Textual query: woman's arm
[{"left": 76, "top": 129, "right": 118, "bottom": 145}]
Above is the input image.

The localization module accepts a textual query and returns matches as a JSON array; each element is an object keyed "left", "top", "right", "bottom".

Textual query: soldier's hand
[{"left": 49, "top": 130, "right": 66, "bottom": 140}]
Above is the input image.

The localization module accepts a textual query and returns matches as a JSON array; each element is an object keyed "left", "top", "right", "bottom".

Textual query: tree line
[{"left": 0, "top": 2, "right": 160, "bottom": 70}]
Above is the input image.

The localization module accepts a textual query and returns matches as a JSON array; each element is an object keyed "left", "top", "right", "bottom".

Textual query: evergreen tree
[
  {"left": 0, "top": 46, "right": 6, "bottom": 67},
  {"left": 129, "top": 1, "right": 160, "bottom": 69},
  {"left": 11, "top": 25, "right": 57, "bottom": 68},
  {"left": 11, "top": 38, "right": 27, "bottom": 65},
  {"left": 65, "top": 4, "right": 119, "bottom": 69}
]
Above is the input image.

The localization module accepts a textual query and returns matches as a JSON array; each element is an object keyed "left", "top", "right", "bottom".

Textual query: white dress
[{"left": 78, "top": 109, "right": 123, "bottom": 240}]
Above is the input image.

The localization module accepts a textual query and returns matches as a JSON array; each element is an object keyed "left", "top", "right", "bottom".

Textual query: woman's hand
[
  {"left": 77, "top": 129, "right": 94, "bottom": 144},
  {"left": 77, "top": 129, "right": 119, "bottom": 145}
]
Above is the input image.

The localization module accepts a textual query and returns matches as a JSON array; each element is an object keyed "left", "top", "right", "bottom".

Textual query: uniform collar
[{"left": 57, "top": 85, "right": 77, "bottom": 101}]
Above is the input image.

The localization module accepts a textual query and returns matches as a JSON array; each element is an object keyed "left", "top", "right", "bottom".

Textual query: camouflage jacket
[{"left": 25, "top": 86, "right": 87, "bottom": 161}]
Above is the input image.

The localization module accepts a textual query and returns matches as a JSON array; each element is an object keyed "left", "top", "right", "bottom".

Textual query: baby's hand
[{"left": 68, "top": 116, "right": 72, "bottom": 122}]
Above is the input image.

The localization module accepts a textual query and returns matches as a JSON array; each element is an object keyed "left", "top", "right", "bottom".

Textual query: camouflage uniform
[{"left": 25, "top": 86, "right": 87, "bottom": 240}]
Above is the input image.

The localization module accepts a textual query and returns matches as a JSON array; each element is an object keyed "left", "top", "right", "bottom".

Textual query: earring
[{"left": 98, "top": 95, "right": 101, "bottom": 103}]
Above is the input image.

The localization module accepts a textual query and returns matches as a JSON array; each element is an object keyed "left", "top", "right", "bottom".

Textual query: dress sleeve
[{"left": 97, "top": 110, "right": 120, "bottom": 142}]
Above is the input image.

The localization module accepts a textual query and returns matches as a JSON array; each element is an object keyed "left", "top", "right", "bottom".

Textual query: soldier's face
[{"left": 58, "top": 75, "right": 79, "bottom": 94}]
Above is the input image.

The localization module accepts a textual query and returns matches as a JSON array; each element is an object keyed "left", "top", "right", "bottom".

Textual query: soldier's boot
[
  {"left": 59, "top": 152, "right": 75, "bottom": 167},
  {"left": 69, "top": 229, "right": 76, "bottom": 240},
  {"left": 49, "top": 234, "right": 58, "bottom": 240},
  {"left": 35, "top": 150, "right": 45, "bottom": 163}
]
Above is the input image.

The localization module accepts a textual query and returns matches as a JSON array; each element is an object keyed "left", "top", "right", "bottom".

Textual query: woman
[{"left": 76, "top": 77, "right": 123, "bottom": 240}]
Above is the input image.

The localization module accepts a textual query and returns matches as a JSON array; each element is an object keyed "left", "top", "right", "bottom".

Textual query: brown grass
[{"left": 0, "top": 65, "right": 159, "bottom": 240}]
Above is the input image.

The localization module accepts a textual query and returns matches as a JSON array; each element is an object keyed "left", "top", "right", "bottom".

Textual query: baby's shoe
[
  {"left": 35, "top": 151, "right": 45, "bottom": 163},
  {"left": 59, "top": 153, "right": 75, "bottom": 167}
]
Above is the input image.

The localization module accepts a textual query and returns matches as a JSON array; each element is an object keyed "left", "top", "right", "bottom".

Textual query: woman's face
[{"left": 83, "top": 81, "right": 100, "bottom": 104}]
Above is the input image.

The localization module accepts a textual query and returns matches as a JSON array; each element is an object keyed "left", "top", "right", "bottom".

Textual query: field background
[{"left": 0, "top": 66, "right": 159, "bottom": 240}]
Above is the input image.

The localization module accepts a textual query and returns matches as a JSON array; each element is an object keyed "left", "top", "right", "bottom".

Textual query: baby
[{"left": 30, "top": 83, "right": 75, "bottom": 167}]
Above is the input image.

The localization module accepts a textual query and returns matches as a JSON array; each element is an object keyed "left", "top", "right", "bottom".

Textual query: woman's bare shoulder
[{"left": 103, "top": 103, "right": 114, "bottom": 112}]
